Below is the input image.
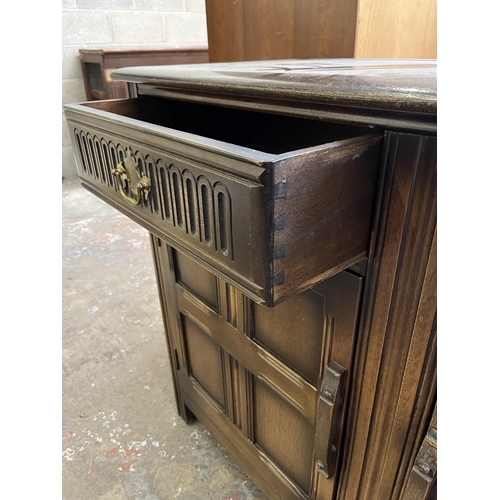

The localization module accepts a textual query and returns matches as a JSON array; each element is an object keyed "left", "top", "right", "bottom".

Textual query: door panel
[
  {"left": 173, "top": 248, "right": 218, "bottom": 309},
  {"left": 254, "top": 376, "right": 316, "bottom": 494},
  {"left": 153, "top": 238, "right": 364, "bottom": 500},
  {"left": 253, "top": 289, "right": 326, "bottom": 384},
  {"left": 177, "top": 286, "right": 318, "bottom": 425},
  {"left": 182, "top": 314, "right": 226, "bottom": 409}
]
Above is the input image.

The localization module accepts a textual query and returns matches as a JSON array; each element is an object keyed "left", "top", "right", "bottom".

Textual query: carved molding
[{"left": 74, "top": 128, "right": 233, "bottom": 259}]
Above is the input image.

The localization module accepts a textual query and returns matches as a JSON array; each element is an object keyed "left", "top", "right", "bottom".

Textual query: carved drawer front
[{"left": 65, "top": 96, "right": 381, "bottom": 306}]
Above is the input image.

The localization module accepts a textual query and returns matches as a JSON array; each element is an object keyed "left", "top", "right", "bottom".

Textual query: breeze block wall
[{"left": 62, "top": 0, "right": 208, "bottom": 180}]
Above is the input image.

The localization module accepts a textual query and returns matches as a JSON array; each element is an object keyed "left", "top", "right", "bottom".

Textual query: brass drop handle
[
  {"left": 112, "top": 149, "right": 151, "bottom": 206},
  {"left": 314, "top": 361, "right": 346, "bottom": 480}
]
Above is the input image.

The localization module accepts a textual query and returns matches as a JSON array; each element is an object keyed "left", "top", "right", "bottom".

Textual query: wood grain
[
  {"left": 173, "top": 248, "right": 218, "bottom": 309},
  {"left": 254, "top": 376, "right": 315, "bottom": 494},
  {"left": 272, "top": 135, "right": 381, "bottom": 304},
  {"left": 205, "top": 0, "right": 434, "bottom": 62},
  {"left": 182, "top": 314, "right": 226, "bottom": 409},
  {"left": 313, "top": 271, "right": 364, "bottom": 500},
  {"left": 112, "top": 60, "right": 437, "bottom": 118},
  {"left": 338, "top": 133, "right": 437, "bottom": 500},
  {"left": 181, "top": 380, "right": 308, "bottom": 500},
  {"left": 205, "top": 0, "right": 357, "bottom": 62},
  {"left": 242, "top": 0, "right": 295, "bottom": 61},
  {"left": 293, "top": 0, "right": 357, "bottom": 58},
  {"left": 80, "top": 48, "right": 209, "bottom": 101},
  {"left": 253, "top": 289, "right": 325, "bottom": 383},
  {"left": 355, "top": 0, "right": 437, "bottom": 58},
  {"left": 177, "top": 285, "right": 318, "bottom": 425},
  {"left": 204, "top": 0, "right": 245, "bottom": 62}
]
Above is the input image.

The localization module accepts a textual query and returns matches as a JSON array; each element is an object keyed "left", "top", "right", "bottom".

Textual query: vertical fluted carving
[{"left": 73, "top": 130, "right": 233, "bottom": 258}]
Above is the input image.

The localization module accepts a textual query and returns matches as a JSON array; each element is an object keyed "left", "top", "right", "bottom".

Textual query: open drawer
[{"left": 64, "top": 96, "right": 381, "bottom": 306}]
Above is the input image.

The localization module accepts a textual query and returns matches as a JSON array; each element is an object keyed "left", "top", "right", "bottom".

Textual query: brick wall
[{"left": 62, "top": 0, "right": 208, "bottom": 179}]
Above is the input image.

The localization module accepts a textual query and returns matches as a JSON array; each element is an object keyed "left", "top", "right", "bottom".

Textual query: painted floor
[{"left": 62, "top": 177, "right": 266, "bottom": 500}]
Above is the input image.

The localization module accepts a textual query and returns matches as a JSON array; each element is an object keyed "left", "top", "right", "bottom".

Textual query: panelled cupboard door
[{"left": 152, "top": 237, "right": 364, "bottom": 500}]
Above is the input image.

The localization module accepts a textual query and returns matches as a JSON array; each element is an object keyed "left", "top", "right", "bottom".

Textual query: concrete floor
[{"left": 62, "top": 177, "right": 266, "bottom": 500}]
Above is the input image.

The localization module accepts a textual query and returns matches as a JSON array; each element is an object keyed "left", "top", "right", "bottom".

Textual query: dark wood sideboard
[
  {"left": 79, "top": 48, "right": 209, "bottom": 101},
  {"left": 64, "top": 59, "right": 437, "bottom": 500}
]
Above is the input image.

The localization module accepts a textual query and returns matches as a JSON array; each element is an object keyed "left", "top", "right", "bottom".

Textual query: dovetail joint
[
  {"left": 272, "top": 270, "right": 285, "bottom": 286},
  {"left": 273, "top": 296, "right": 285, "bottom": 306},
  {"left": 274, "top": 213, "right": 286, "bottom": 230},
  {"left": 273, "top": 243, "right": 285, "bottom": 260},
  {"left": 274, "top": 181, "right": 287, "bottom": 199}
]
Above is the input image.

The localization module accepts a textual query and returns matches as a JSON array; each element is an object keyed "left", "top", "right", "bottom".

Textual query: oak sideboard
[{"left": 64, "top": 59, "right": 437, "bottom": 500}]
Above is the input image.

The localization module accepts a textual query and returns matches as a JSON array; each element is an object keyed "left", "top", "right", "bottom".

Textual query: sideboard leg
[{"left": 149, "top": 234, "right": 187, "bottom": 423}]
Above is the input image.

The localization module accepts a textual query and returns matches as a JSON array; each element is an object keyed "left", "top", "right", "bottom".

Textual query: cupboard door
[{"left": 153, "top": 238, "right": 363, "bottom": 500}]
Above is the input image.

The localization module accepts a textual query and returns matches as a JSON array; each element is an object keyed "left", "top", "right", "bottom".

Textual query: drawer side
[{"left": 270, "top": 136, "right": 382, "bottom": 305}]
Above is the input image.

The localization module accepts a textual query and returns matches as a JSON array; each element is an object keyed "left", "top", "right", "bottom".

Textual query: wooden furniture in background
[
  {"left": 354, "top": 0, "right": 437, "bottom": 58},
  {"left": 79, "top": 48, "right": 209, "bottom": 101},
  {"left": 204, "top": 0, "right": 436, "bottom": 61},
  {"left": 64, "top": 59, "right": 437, "bottom": 500}
]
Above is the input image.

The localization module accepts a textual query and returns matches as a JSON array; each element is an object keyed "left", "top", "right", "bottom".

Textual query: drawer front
[
  {"left": 68, "top": 122, "right": 269, "bottom": 303},
  {"left": 65, "top": 97, "right": 381, "bottom": 305}
]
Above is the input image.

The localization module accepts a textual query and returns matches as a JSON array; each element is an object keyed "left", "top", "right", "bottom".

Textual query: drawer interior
[
  {"left": 82, "top": 96, "right": 376, "bottom": 154},
  {"left": 69, "top": 95, "right": 382, "bottom": 306}
]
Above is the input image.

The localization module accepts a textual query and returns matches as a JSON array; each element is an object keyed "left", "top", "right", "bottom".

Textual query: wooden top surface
[
  {"left": 111, "top": 59, "right": 437, "bottom": 116},
  {"left": 80, "top": 47, "right": 208, "bottom": 57}
]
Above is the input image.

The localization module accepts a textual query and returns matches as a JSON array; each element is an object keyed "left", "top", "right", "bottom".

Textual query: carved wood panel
[
  {"left": 74, "top": 129, "right": 234, "bottom": 260},
  {"left": 151, "top": 239, "right": 364, "bottom": 500},
  {"left": 338, "top": 133, "right": 437, "bottom": 500}
]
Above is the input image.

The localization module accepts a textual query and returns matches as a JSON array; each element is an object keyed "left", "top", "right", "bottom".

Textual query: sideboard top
[{"left": 111, "top": 59, "right": 437, "bottom": 121}]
